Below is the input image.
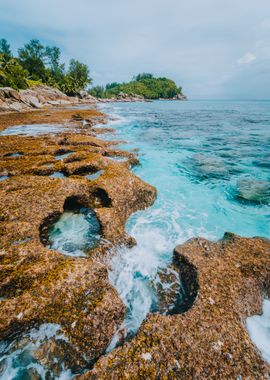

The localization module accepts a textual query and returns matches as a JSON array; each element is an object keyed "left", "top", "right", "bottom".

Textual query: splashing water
[
  {"left": 246, "top": 299, "right": 270, "bottom": 363},
  {"left": 100, "top": 100, "right": 270, "bottom": 349},
  {"left": 48, "top": 208, "right": 101, "bottom": 256},
  {"left": 0, "top": 324, "right": 72, "bottom": 380}
]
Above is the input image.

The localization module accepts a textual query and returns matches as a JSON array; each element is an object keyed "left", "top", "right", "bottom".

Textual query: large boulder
[{"left": 0, "top": 84, "right": 97, "bottom": 112}]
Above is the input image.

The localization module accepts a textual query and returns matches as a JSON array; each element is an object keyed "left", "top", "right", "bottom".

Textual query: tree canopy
[
  {"left": 89, "top": 73, "right": 183, "bottom": 99},
  {"left": 0, "top": 38, "right": 92, "bottom": 94}
]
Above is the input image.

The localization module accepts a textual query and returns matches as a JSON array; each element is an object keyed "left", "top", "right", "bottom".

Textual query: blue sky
[{"left": 0, "top": 0, "right": 270, "bottom": 99}]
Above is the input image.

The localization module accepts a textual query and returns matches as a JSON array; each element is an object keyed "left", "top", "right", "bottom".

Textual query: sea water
[{"left": 99, "top": 100, "right": 270, "bottom": 348}]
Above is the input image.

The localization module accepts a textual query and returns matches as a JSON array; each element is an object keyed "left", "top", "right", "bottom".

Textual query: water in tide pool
[{"left": 99, "top": 100, "right": 270, "bottom": 347}]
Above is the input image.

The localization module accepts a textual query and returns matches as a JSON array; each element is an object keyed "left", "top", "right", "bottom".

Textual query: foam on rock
[{"left": 246, "top": 299, "right": 270, "bottom": 364}]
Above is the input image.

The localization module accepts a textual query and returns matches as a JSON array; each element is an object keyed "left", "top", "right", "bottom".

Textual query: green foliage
[
  {"left": 105, "top": 82, "right": 120, "bottom": 90},
  {"left": 18, "top": 39, "right": 47, "bottom": 81},
  {"left": 26, "top": 79, "right": 43, "bottom": 87},
  {"left": 89, "top": 73, "right": 182, "bottom": 99},
  {"left": 134, "top": 73, "right": 154, "bottom": 81},
  {"left": 62, "top": 59, "right": 92, "bottom": 95},
  {"left": 0, "top": 54, "right": 29, "bottom": 89},
  {"left": 89, "top": 85, "right": 105, "bottom": 98},
  {"left": 0, "top": 39, "right": 12, "bottom": 58},
  {"left": 0, "top": 38, "right": 92, "bottom": 94}
]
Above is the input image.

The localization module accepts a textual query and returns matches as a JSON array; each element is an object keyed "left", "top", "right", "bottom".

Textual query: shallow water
[
  {"left": 48, "top": 208, "right": 100, "bottom": 256},
  {"left": 55, "top": 152, "right": 74, "bottom": 160},
  {"left": 49, "top": 172, "right": 66, "bottom": 179},
  {"left": 1, "top": 124, "right": 70, "bottom": 136},
  {"left": 99, "top": 100, "right": 270, "bottom": 346},
  {"left": 0, "top": 175, "right": 9, "bottom": 181},
  {"left": 86, "top": 170, "right": 104, "bottom": 180}
]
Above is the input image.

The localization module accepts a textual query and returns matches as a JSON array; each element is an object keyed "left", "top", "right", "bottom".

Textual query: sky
[{"left": 0, "top": 0, "right": 270, "bottom": 99}]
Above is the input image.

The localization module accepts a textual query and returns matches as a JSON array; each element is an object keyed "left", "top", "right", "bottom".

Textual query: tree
[
  {"left": 101, "top": 74, "right": 182, "bottom": 99},
  {"left": 88, "top": 85, "right": 105, "bottom": 98},
  {"left": 105, "top": 82, "right": 120, "bottom": 90},
  {"left": 0, "top": 53, "right": 29, "bottom": 89},
  {"left": 64, "top": 59, "right": 92, "bottom": 95},
  {"left": 0, "top": 39, "right": 12, "bottom": 58},
  {"left": 134, "top": 73, "right": 154, "bottom": 81},
  {"left": 18, "top": 39, "right": 47, "bottom": 81}
]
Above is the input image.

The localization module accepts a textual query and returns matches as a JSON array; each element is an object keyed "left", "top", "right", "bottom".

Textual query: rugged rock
[
  {"left": 0, "top": 107, "right": 156, "bottom": 377},
  {"left": 173, "top": 93, "right": 187, "bottom": 100},
  {"left": 0, "top": 85, "right": 97, "bottom": 112},
  {"left": 78, "top": 234, "right": 270, "bottom": 379}
]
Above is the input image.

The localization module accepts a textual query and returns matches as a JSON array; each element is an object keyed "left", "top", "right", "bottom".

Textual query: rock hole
[
  {"left": 40, "top": 196, "right": 101, "bottom": 256},
  {"left": 72, "top": 165, "right": 100, "bottom": 176},
  {"left": 4, "top": 152, "right": 24, "bottom": 158},
  {"left": 0, "top": 175, "right": 9, "bottom": 181},
  {"left": 90, "top": 188, "right": 112, "bottom": 208}
]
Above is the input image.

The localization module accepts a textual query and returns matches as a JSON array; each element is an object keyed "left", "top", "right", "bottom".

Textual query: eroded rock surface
[
  {"left": 79, "top": 234, "right": 270, "bottom": 379},
  {"left": 0, "top": 107, "right": 156, "bottom": 377}
]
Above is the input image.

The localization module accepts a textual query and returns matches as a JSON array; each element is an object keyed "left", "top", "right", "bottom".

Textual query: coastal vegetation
[
  {"left": 89, "top": 73, "right": 183, "bottom": 99},
  {"left": 0, "top": 38, "right": 183, "bottom": 100},
  {"left": 0, "top": 38, "right": 92, "bottom": 95}
]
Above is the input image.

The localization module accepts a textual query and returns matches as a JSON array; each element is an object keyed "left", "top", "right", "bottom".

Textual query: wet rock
[
  {"left": 78, "top": 234, "right": 270, "bottom": 379},
  {"left": 236, "top": 178, "right": 270, "bottom": 205},
  {"left": 33, "top": 337, "right": 88, "bottom": 375},
  {"left": 0, "top": 107, "right": 156, "bottom": 377},
  {"left": 152, "top": 265, "right": 182, "bottom": 314}
]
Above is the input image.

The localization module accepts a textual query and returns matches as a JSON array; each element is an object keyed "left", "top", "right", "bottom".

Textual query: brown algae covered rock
[
  {"left": 78, "top": 234, "right": 270, "bottom": 380},
  {"left": 0, "top": 107, "right": 156, "bottom": 378}
]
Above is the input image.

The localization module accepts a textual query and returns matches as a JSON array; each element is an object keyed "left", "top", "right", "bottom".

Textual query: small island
[{"left": 0, "top": 39, "right": 186, "bottom": 104}]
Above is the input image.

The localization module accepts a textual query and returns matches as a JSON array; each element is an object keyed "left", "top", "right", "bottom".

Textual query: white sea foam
[
  {"left": 246, "top": 299, "right": 270, "bottom": 363},
  {"left": 48, "top": 210, "right": 100, "bottom": 256},
  {"left": 0, "top": 324, "right": 71, "bottom": 380}
]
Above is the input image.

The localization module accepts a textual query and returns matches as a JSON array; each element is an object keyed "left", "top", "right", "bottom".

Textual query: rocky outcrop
[
  {"left": 173, "top": 93, "right": 187, "bottom": 100},
  {"left": 0, "top": 85, "right": 97, "bottom": 112},
  {"left": 79, "top": 234, "right": 270, "bottom": 379},
  {"left": 0, "top": 108, "right": 156, "bottom": 378},
  {"left": 99, "top": 92, "right": 148, "bottom": 103}
]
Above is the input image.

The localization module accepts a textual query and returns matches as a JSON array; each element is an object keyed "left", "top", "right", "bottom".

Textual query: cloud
[
  {"left": 0, "top": 0, "right": 269, "bottom": 99},
  {"left": 237, "top": 52, "right": 256, "bottom": 65},
  {"left": 261, "top": 18, "right": 270, "bottom": 30}
]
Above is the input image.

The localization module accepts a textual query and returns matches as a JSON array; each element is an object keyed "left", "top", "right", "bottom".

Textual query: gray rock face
[
  {"left": 173, "top": 93, "right": 187, "bottom": 100},
  {"left": 0, "top": 84, "right": 97, "bottom": 112}
]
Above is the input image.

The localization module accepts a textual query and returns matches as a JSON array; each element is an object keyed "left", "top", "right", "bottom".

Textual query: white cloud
[
  {"left": 0, "top": 0, "right": 270, "bottom": 98},
  {"left": 261, "top": 18, "right": 270, "bottom": 30},
  {"left": 237, "top": 52, "right": 256, "bottom": 65}
]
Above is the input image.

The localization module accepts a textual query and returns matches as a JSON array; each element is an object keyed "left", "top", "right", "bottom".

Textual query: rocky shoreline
[
  {"left": 0, "top": 85, "right": 187, "bottom": 112},
  {"left": 0, "top": 100, "right": 269, "bottom": 379}
]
